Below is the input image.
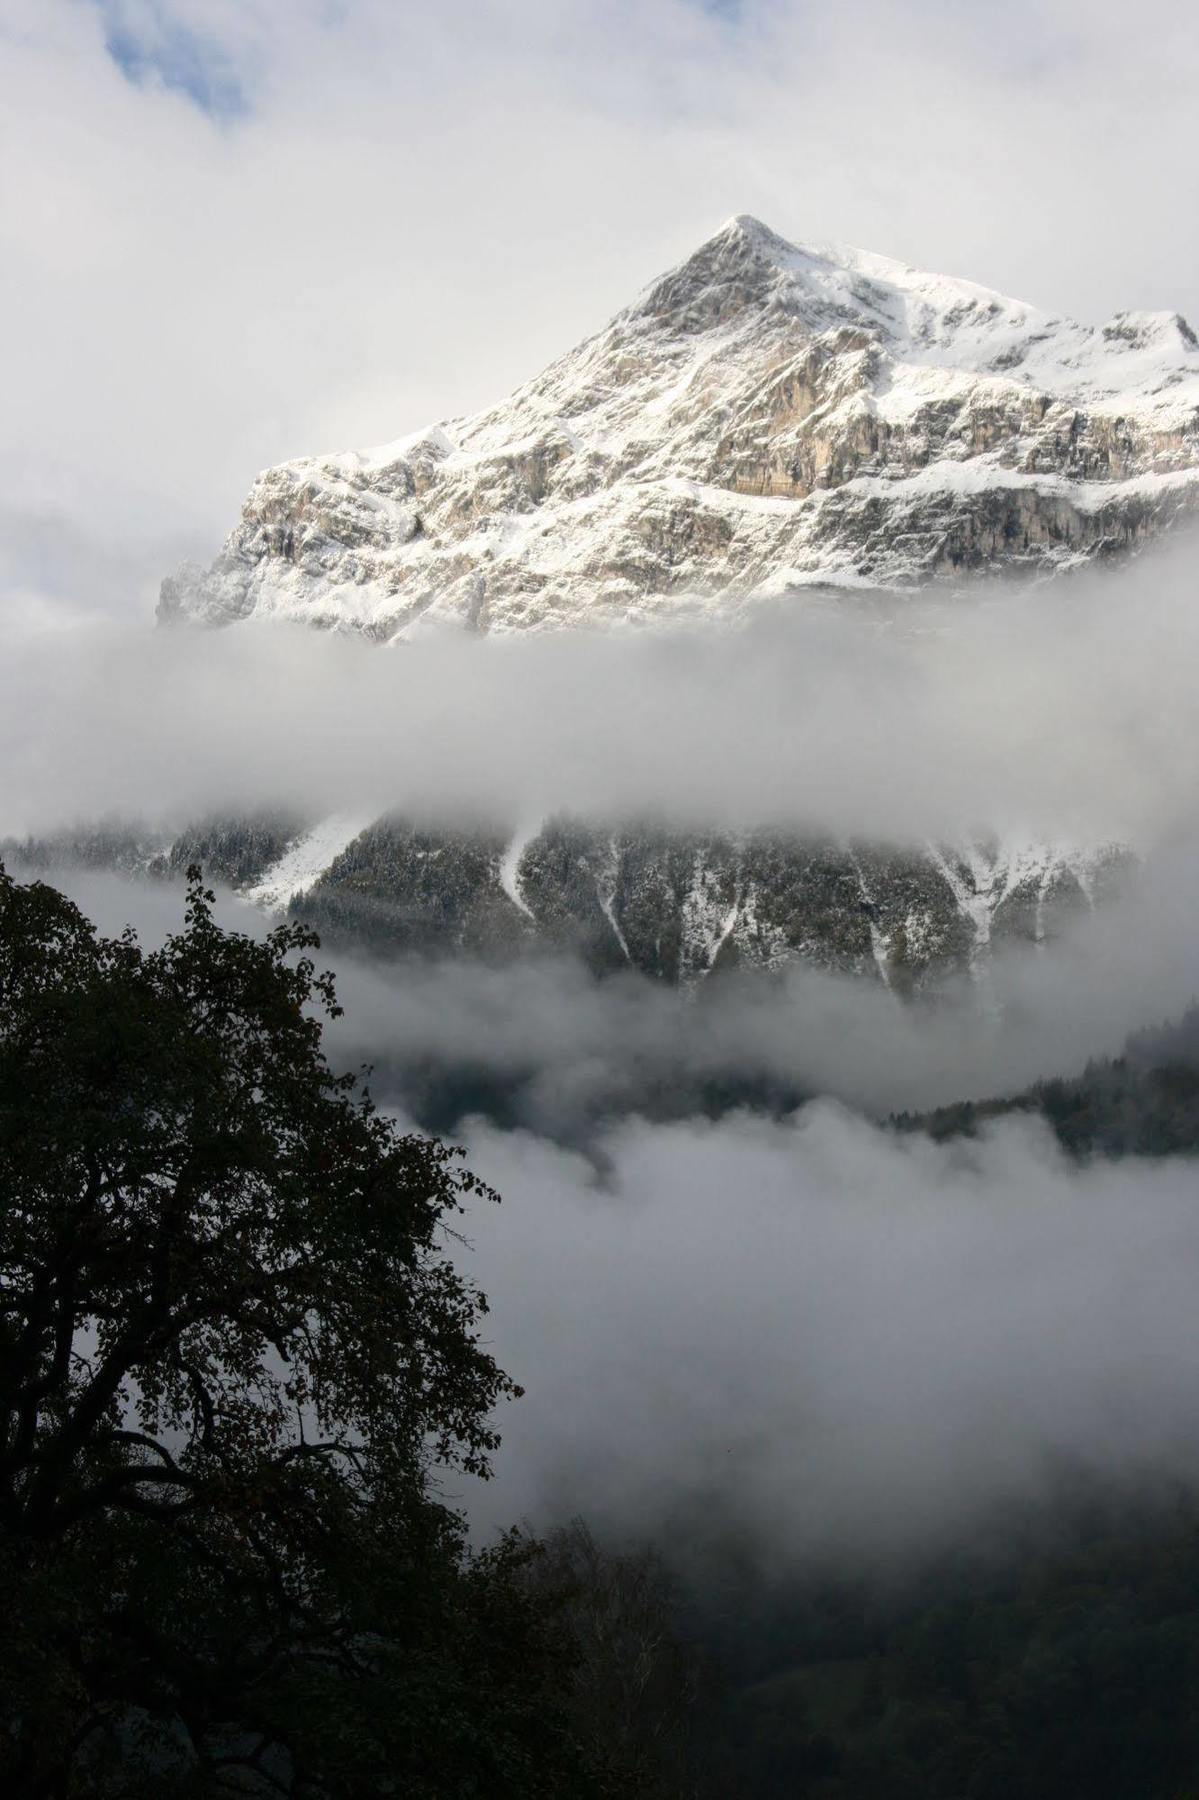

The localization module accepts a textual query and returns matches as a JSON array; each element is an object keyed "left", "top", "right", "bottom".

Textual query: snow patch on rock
[{"left": 243, "top": 813, "right": 375, "bottom": 914}]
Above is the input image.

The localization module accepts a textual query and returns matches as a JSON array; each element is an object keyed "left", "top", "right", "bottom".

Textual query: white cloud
[
  {"left": 2, "top": 539, "right": 1197, "bottom": 846},
  {"left": 455, "top": 1102, "right": 1199, "bottom": 1563}
]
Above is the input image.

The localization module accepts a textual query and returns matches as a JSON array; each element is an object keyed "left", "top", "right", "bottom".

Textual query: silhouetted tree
[{"left": 0, "top": 863, "right": 595, "bottom": 1796}]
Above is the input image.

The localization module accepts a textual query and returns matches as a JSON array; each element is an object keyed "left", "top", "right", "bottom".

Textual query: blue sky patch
[{"left": 98, "top": 4, "right": 250, "bottom": 120}]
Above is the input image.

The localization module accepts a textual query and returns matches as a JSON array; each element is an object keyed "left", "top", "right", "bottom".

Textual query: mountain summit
[{"left": 161, "top": 219, "right": 1199, "bottom": 637}]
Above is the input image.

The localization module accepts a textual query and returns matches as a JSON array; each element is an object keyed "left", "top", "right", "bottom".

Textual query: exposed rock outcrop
[{"left": 161, "top": 216, "right": 1199, "bottom": 638}]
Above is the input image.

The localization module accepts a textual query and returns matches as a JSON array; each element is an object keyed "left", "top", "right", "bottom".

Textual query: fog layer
[
  {"left": 456, "top": 1104, "right": 1199, "bottom": 1565},
  {"left": 3, "top": 543, "right": 1199, "bottom": 847},
  {"left": 325, "top": 850, "right": 1199, "bottom": 1130}
]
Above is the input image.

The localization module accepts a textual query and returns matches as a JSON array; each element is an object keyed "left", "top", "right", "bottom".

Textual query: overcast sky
[{"left": 3, "top": 0, "right": 1199, "bottom": 621}]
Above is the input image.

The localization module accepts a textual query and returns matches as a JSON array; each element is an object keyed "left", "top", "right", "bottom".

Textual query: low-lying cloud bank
[
  {"left": 323, "top": 845, "right": 1199, "bottom": 1130},
  {"left": 455, "top": 1103, "right": 1199, "bottom": 1566},
  {"left": 3, "top": 540, "right": 1198, "bottom": 848}
]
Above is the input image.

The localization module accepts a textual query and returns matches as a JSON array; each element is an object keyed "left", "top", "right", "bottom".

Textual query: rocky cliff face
[
  {"left": 168, "top": 813, "right": 1121, "bottom": 994},
  {"left": 161, "top": 215, "right": 1199, "bottom": 638}
]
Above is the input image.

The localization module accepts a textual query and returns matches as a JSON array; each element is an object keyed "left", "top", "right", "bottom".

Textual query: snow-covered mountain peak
[
  {"left": 633, "top": 216, "right": 1040, "bottom": 352},
  {"left": 720, "top": 211, "right": 781, "bottom": 241},
  {"left": 161, "top": 218, "right": 1199, "bottom": 638}
]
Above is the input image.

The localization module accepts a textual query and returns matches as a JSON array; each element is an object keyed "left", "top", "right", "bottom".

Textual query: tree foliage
[
  {"left": 0, "top": 863, "right": 592, "bottom": 1796},
  {"left": 518, "top": 1520, "right": 713, "bottom": 1798}
]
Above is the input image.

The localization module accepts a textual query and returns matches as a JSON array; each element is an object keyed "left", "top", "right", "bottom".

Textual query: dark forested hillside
[
  {"left": 896, "top": 1005, "right": 1199, "bottom": 1157},
  {"left": 543, "top": 1486, "right": 1199, "bottom": 1799},
  {"left": 677, "top": 1488, "right": 1199, "bottom": 1799}
]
